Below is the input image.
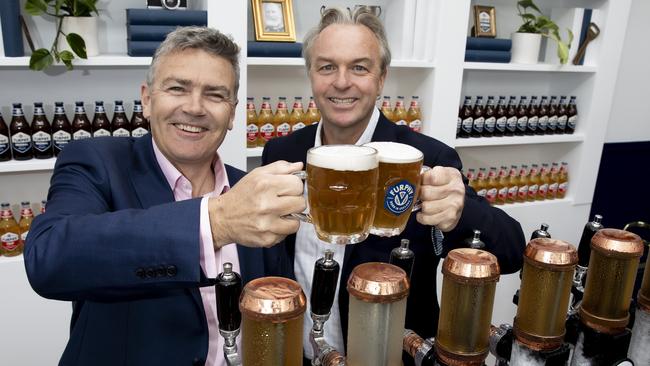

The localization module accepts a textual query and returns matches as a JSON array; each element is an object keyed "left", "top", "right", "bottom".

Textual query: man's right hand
[{"left": 209, "top": 161, "right": 305, "bottom": 249}]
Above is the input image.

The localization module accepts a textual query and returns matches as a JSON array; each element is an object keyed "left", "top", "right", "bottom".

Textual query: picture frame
[
  {"left": 473, "top": 5, "right": 497, "bottom": 38},
  {"left": 251, "top": 0, "right": 296, "bottom": 42}
]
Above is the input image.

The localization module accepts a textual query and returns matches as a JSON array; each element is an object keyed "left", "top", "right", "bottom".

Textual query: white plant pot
[
  {"left": 57, "top": 16, "right": 99, "bottom": 57},
  {"left": 510, "top": 32, "right": 542, "bottom": 64}
]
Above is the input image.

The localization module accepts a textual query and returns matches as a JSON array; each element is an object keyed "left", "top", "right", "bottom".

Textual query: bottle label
[
  {"left": 484, "top": 117, "right": 496, "bottom": 132},
  {"left": 32, "top": 131, "right": 52, "bottom": 152},
  {"left": 548, "top": 116, "right": 558, "bottom": 130},
  {"left": 20, "top": 231, "right": 29, "bottom": 241},
  {"left": 506, "top": 116, "right": 517, "bottom": 131},
  {"left": 568, "top": 115, "right": 577, "bottom": 128},
  {"left": 496, "top": 187, "right": 507, "bottom": 202},
  {"left": 0, "top": 134, "right": 9, "bottom": 155},
  {"left": 276, "top": 123, "right": 291, "bottom": 137},
  {"left": 548, "top": 182, "right": 558, "bottom": 196},
  {"left": 246, "top": 124, "right": 259, "bottom": 142},
  {"left": 507, "top": 186, "right": 518, "bottom": 200},
  {"left": 477, "top": 188, "right": 487, "bottom": 197},
  {"left": 11, "top": 132, "right": 32, "bottom": 153},
  {"left": 472, "top": 117, "right": 485, "bottom": 133},
  {"left": 292, "top": 122, "right": 305, "bottom": 132},
  {"left": 260, "top": 123, "right": 275, "bottom": 141},
  {"left": 73, "top": 130, "right": 92, "bottom": 140},
  {"left": 486, "top": 188, "right": 498, "bottom": 203},
  {"left": 538, "top": 183, "right": 548, "bottom": 198},
  {"left": 395, "top": 119, "right": 407, "bottom": 126},
  {"left": 1, "top": 232, "right": 20, "bottom": 251},
  {"left": 528, "top": 116, "right": 538, "bottom": 130},
  {"left": 384, "top": 180, "right": 415, "bottom": 215},
  {"left": 538, "top": 116, "right": 548, "bottom": 130},
  {"left": 517, "top": 116, "right": 528, "bottom": 131},
  {"left": 93, "top": 129, "right": 111, "bottom": 138},
  {"left": 517, "top": 185, "right": 529, "bottom": 200},
  {"left": 131, "top": 127, "right": 149, "bottom": 138},
  {"left": 456, "top": 117, "right": 461, "bottom": 132},
  {"left": 557, "top": 116, "right": 568, "bottom": 129},
  {"left": 409, "top": 119, "right": 422, "bottom": 133},
  {"left": 53, "top": 130, "right": 72, "bottom": 150},
  {"left": 495, "top": 117, "right": 507, "bottom": 132},
  {"left": 112, "top": 128, "right": 130, "bottom": 137},
  {"left": 528, "top": 184, "right": 539, "bottom": 198},
  {"left": 558, "top": 182, "right": 568, "bottom": 194},
  {"left": 462, "top": 117, "right": 473, "bottom": 133}
]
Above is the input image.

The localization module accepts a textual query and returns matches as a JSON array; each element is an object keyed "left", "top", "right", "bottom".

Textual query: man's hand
[
  {"left": 209, "top": 161, "right": 306, "bottom": 249},
  {"left": 416, "top": 166, "right": 465, "bottom": 232}
]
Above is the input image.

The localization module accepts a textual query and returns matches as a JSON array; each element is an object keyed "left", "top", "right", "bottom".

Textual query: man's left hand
[{"left": 416, "top": 166, "right": 465, "bottom": 232}]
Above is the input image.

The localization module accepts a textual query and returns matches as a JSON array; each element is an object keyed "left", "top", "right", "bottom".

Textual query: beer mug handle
[
  {"left": 411, "top": 165, "right": 432, "bottom": 212},
  {"left": 286, "top": 170, "right": 312, "bottom": 223}
]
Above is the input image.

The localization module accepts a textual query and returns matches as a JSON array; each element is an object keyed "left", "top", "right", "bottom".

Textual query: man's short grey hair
[
  {"left": 302, "top": 7, "right": 391, "bottom": 75},
  {"left": 146, "top": 26, "right": 240, "bottom": 96}
]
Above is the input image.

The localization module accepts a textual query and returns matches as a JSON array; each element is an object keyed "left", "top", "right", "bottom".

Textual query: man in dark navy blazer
[
  {"left": 24, "top": 27, "right": 304, "bottom": 366},
  {"left": 262, "top": 8, "right": 526, "bottom": 364}
]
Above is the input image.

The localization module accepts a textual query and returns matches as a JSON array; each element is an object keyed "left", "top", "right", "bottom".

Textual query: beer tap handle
[
  {"left": 530, "top": 223, "right": 551, "bottom": 240},
  {"left": 577, "top": 214, "right": 603, "bottom": 267},
  {"left": 311, "top": 250, "right": 340, "bottom": 317},
  {"left": 215, "top": 262, "right": 243, "bottom": 332},
  {"left": 390, "top": 239, "right": 415, "bottom": 280}
]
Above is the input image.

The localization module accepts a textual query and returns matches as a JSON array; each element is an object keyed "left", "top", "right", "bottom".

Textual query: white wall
[{"left": 605, "top": 0, "right": 650, "bottom": 143}]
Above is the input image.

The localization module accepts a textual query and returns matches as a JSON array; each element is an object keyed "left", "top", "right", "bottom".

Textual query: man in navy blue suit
[
  {"left": 262, "top": 7, "right": 526, "bottom": 364},
  {"left": 24, "top": 27, "right": 304, "bottom": 366}
]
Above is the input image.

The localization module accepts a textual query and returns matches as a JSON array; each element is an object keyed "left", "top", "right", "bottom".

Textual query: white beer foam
[
  {"left": 364, "top": 142, "right": 423, "bottom": 163},
  {"left": 308, "top": 145, "right": 378, "bottom": 171}
]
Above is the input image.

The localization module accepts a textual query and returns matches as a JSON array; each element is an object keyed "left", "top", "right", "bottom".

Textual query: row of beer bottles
[
  {"left": 0, "top": 200, "right": 45, "bottom": 257},
  {"left": 0, "top": 101, "right": 149, "bottom": 161},
  {"left": 457, "top": 95, "right": 578, "bottom": 138},
  {"left": 246, "top": 96, "right": 321, "bottom": 148},
  {"left": 378, "top": 95, "right": 423, "bottom": 133},
  {"left": 465, "top": 162, "right": 569, "bottom": 205}
]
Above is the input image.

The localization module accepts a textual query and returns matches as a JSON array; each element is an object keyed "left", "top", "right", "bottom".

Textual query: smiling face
[
  {"left": 308, "top": 23, "right": 386, "bottom": 143},
  {"left": 141, "top": 48, "right": 237, "bottom": 171}
]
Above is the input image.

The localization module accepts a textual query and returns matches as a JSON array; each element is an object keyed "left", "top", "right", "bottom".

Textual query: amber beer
[
  {"left": 306, "top": 145, "right": 378, "bottom": 244},
  {"left": 364, "top": 142, "right": 424, "bottom": 237}
]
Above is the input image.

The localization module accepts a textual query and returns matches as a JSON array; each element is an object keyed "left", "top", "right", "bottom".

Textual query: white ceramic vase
[
  {"left": 510, "top": 32, "right": 542, "bottom": 64},
  {"left": 57, "top": 16, "right": 99, "bottom": 57}
]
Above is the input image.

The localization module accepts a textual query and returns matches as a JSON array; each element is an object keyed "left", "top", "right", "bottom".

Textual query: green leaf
[
  {"left": 29, "top": 49, "right": 54, "bottom": 71},
  {"left": 66, "top": 32, "right": 87, "bottom": 59},
  {"left": 62, "top": 58, "right": 74, "bottom": 70},
  {"left": 25, "top": 0, "right": 48, "bottom": 16},
  {"left": 59, "top": 50, "right": 74, "bottom": 62},
  {"left": 518, "top": 0, "right": 541, "bottom": 13},
  {"left": 78, "top": 0, "right": 99, "bottom": 16},
  {"left": 521, "top": 13, "right": 536, "bottom": 22},
  {"left": 54, "top": 0, "right": 65, "bottom": 15}
]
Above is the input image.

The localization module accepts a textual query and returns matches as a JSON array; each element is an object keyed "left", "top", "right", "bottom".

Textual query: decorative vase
[
  {"left": 57, "top": 16, "right": 99, "bottom": 57},
  {"left": 510, "top": 32, "right": 542, "bottom": 64}
]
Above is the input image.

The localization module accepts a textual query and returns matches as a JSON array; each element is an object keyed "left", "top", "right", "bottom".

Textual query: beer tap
[
  {"left": 402, "top": 329, "right": 436, "bottom": 366},
  {"left": 464, "top": 229, "right": 486, "bottom": 249},
  {"left": 569, "top": 214, "right": 602, "bottom": 315},
  {"left": 390, "top": 238, "right": 415, "bottom": 279},
  {"left": 310, "top": 250, "right": 345, "bottom": 366},
  {"left": 530, "top": 223, "right": 551, "bottom": 240},
  {"left": 215, "top": 262, "right": 242, "bottom": 366},
  {"left": 489, "top": 324, "right": 513, "bottom": 366}
]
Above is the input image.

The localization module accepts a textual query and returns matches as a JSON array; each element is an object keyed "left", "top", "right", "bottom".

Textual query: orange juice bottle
[
  {"left": 393, "top": 96, "right": 407, "bottom": 126},
  {"left": 406, "top": 96, "right": 422, "bottom": 133},
  {"left": 380, "top": 96, "right": 394, "bottom": 122},
  {"left": 516, "top": 164, "right": 529, "bottom": 203},
  {"left": 18, "top": 201, "right": 34, "bottom": 244},
  {"left": 306, "top": 96, "right": 321, "bottom": 126},
  {"left": 0, "top": 202, "right": 22, "bottom": 257},
  {"left": 506, "top": 165, "right": 519, "bottom": 204},
  {"left": 485, "top": 167, "right": 499, "bottom": 205},
  {"left": 557, "top": 162, "right": 569, "bottom": 199},
  {"left": 257, "top": 97, "right": 274, "bottom": 147},
  {"left": 527, "top": 164, "right": 540, "bottom": 202},
  {"left": 289, "top": 97, "right": 306, "bottom": 133},
  {"left": 246, "top": 97, "right": 258, "bottom": 148},
  {"left": 274, "top": 97, "right": 291, "bottom": 138},
  {"left": 547, "top": 162, "right": 560, "bottom": 199},
  {"left": 475, "top": 168, "right": 487, "bottom": 198},
  {"left": 537, "top": 163, "right": 551, "bottom": 200}
]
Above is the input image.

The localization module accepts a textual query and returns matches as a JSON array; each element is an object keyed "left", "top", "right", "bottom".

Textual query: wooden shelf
[
  {"left": 0, "top": 55, "right": 151, "bottom": 67},
  {"left": 0, "top": 158, "right": 56, "bottom": 173},
  {"left": 463, "top": 62, "right": 597, "bottom": 73},
  {"left": 454, "top": 133, "right": 585, "bottom": 147},
  {"left": 247, "top": 57, "right": 434, "bottom": 68}
]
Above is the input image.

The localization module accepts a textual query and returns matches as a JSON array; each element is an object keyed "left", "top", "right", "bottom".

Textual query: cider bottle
[
  {"left": 471, "top": 96, "right": 485, "bottom": 137},
  {"left": 526, "top": 96, "right": 539, "bottom": 136},
  {"left": 505, "top": 96, "right": 518, "bottom": 136},
  {"left": 52, "top": 102, "right": 72, "bottom": 156},
  {"left": 566, "top": 96, "right": 578, "bottom": 134},
  {"left": 527, "top": 164, "right": 540, "bottom": 202},
  {"left": 547, "top": 162, "right": 560, "bottom": 199},
  {"left": 556, "top": 96, "right": 568, "bottom": 134},
  {"left": 0, "top": 111, "right": 9, "bottom": 162},
  {"left": 257, "top": 97, "right": 275, "bottom": 147},
  {"left": 306, "top": 96, "right": 321, "bottom": 126},
  {"left": 546, "top": 96, "right": 559, "bottom": 135},
  {"left": 506, "top": 165, "right": 519, "bottom": 204},
  {"left": 10, "top": 103, "right": 33, "bottom": 160},
  {"left": 515, "top": 96, "right": 529, "bottom": 136},
  {"left": 466, "top": 168, "right": 477, "bottom": 191},
  {"left": 18, "top": 201, "right": 34, "bottom": 243},
  {"left": 274, "top": 97, "right": 291, "bottom": 138},
  {"left": 483, "top": 96, "right": 496, "bottom": 137},
  {"left": 557, "top": 162, "right": 569, "bottom": 199},
  {"left": 92, "top": 101, "right": 111, "bottom": 138},
  {"left": 290, "top": 97, "right": 306, "bottom": 133},
  {"left": 131, "top": 100, "right": 149, "bottom": 137},
  {"left": 111, "top": 101, "right": 131, "bottom": 137},
  {"left": 485, "top": 166, "right": 499, "bottom": 205},
  {"left": 496, "top": 166, "right": 510, "bottom": 205},
  {"left": 40, "top": 200, "right": 47, "bottom": 214},
  {"left": 31, "top": 102, "right": 53, "bottom": 159},
  {"left": 406, "top": 96, "right": 422, "bottom": 133},
  {"left": 381, "top": 96, "right": 394, "bottom": 122},
  {"left": 516, "top": 164, "right": 529, "bottom": 203},
  {"left": 474, "top": 167, "right": 487, "bottom": 198},
  {"left": 537, "top": 163, "right": 550, "bottom": 200},
  {"left": 458, "top": 96, "right": 473, "bottom": 138},
  {"left": 393, "top": 96, "right": 407, "bottom": 126},
  {"left": 71, "top": 101, "right": 92, "bottom": 141},
  {"left": 0, "top": 202, "right": 22, "bottom": 257},
  {"left": 493, "top": 96, "right": 507, "bottom": 137},
  {"left": 536, "top": 96, "right": 549, "bottom": 135},
  {"left": 246, "top": 97, "right": 258, "bottom": 148}
]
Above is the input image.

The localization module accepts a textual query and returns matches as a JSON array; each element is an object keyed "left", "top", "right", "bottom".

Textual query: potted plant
[
  {"left": 24, "top": 0, "right": 99, "bottom": 71},
  {"left": 511, "top": 0, "right": 573, "bottom": 64}
]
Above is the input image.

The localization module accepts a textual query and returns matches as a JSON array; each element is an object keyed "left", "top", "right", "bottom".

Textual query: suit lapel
[{"left": 129, "top": 134, "right": 175, "bottom": 209}]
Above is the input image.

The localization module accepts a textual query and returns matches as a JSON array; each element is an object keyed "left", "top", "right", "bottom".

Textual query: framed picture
[
  {"left": 473, "top": 5, "right": 497, "bottom": 38},
  {"left": 251, "top": 0, "right": 296, "bottom": 42}
]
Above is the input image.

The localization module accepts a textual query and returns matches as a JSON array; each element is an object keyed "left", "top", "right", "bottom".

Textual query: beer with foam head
[
  {"left": 364, "top": 142, "right": 423, "bottom": 237},
  {"left": 306, "top": 145, "right": 378, "bottom": 244}
]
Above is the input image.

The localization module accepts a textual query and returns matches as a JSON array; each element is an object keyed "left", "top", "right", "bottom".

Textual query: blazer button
[
  {"left": 135, "top": 268, "right": 145, "bottom": 278},
  {"left": 192, "top": 357, "right": 205, "bottom": 366},
  {"left": 145, "top": 267, "right": 155, "bottom": 278},
  {"left": 156, "top": 266, "right": 166, "bottom": 277},
  {"left": 166, "top": 265, "right": 177, "bottom": 277}
]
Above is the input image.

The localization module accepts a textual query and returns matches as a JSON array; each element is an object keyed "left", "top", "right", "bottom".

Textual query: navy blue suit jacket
[
  {"left": 262, "top": 114, "right": 526, "bottom": 351},
  {"left": 24, "top": 135, "right": 287, "bottom": 366}
]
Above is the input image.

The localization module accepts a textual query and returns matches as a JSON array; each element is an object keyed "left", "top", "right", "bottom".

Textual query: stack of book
[
  {"left": 126, "top": 9, "right": 208, "bottom": 57},
  {"left": 464, "top": 37, "right": 512, "bottom": 63},
  {"left": 247, "top": 42, "right": 302, "bottom": 58}
]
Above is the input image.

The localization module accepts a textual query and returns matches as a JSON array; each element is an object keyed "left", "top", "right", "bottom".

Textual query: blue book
[
  {"left": 247, "top": 42, "right": 302, "bottom": 58},
  {"left": 127, "top": 40, "right": 161, "bottom": 57},
  {"left": 128, "top": 25, "right": 179, "bottom": 41},
  {"left": 126, "top": 9, "right": 207, "bottom": 26},
  {"left": 465, "top": 49, "right": 511, "bottom": 63},
  {"left": 465, "top": 37, "right": 512, "bottom": 52},
  {"left": 0, "top": 0, "right": 25, "bottom": 56}
]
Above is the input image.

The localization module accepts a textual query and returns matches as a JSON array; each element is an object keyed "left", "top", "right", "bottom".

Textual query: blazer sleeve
[{"left": 24, "top": 142, "right": 207, "bottom": 302}]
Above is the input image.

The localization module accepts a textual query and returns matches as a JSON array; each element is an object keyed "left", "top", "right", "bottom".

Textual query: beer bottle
[
  {"left": 257, "top": 96, "right": 275, "bottom": 146},
  {"left": 381, "top": 95, "right": 394, "bottom": 122},
  {"left": 515, "top": 96, "right": 528, "bottom": 136},
  {"left": 71, "top": 101, "right": 92, "bottom": 141},
  {"left": 527, "top": 164, "right": 540, "bottom": 202},
  {"left": 485, "top": 166, "right": 498, "bottom": 205},
  {"left": 30, "top": 102, "right": 53, "bottom": 159},
  {"left": 0, "top": 202, "right": 22, "bottom": 257},
  {"left": 0, "top": 111, "right": 10, "bottom": 162},
  {"left": 393, "top": 96, "right": 407, "bottom": 126},
  {"left": 406, "top": 96, "right": 422, "bottom": 133},
  {"left": 483, "top": 96, "right": 496, "bottom": 137},
  {"left": 458, "top": 96, "right": 473, "bottom": 138},
  {"left": 10, "top": 103, "right": 33, "bottom": 160},
  {"left": 517, "top": 164, "right": 529, "bottom": 203},
  {"left": 471, "top": 96, "right": 485, "bottom": 137},
  {"left": 92, "top": 101, "right": 111, "bottom": 138},
  {"left": 289, "top": 97, "right": 306, "bottom": 133},
  {"left": 306, "top": 96, "right": 321, "bottom": 126},
  {"left": 493, "top": 96, "right": 507, "bottom": 137},
  {"left": 274, "top": 97, "right": 291, "bottom": 138},
  {"left": 556, "top": 96, "right": 568, "bottom": 134},
  {"left": 557, "top": 162, "right": 569, "bottom": 199},
  {"left": 536, "top": 96, "right": 549, "bottom": 135},
  {"left": 40, "top": 200, "right": 47, "bottom": 214},
  {"left": 537, "top": 163, "right": 550, "bottom": 200},
  {"left": 547, "top": 162, "right": 560, "bottom": 199},
  {"left": 246, "top": 97, "right": 258, "bottom": 148},
  {"left": 505, "top": 96, "right": 518, "bottom": 136},
  {"left": 526, "top": 96, "right": 539, "bottom": 136},
  {"left": 131, "top": 100, "right": 149, "bottom": 138},
  {"left": 507, "top": 165, "right": 519, "bottom": 204},
  {"left": 466, "top": 168, "right": 476, "bottom": 191},
  {"left": 111, "top": 100, "right": 131, "bottom": 137},
  {"left": 547, "top": 96, "right": 559, "bottom": 135},
  {"left": 475, "top": 167, "right": 487, "bottom": 198},
  {"left": 18, "top": 201, "right": 33, "bottom": 243},
  {"left": 566, "top": 96, "right": 578, "bottom": 134},
  {"left": 52, "top": 102, "right": 72, "bottom": 156},
  {"left": 496, "top": 166, "right": 509, "bottom": 205}
]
